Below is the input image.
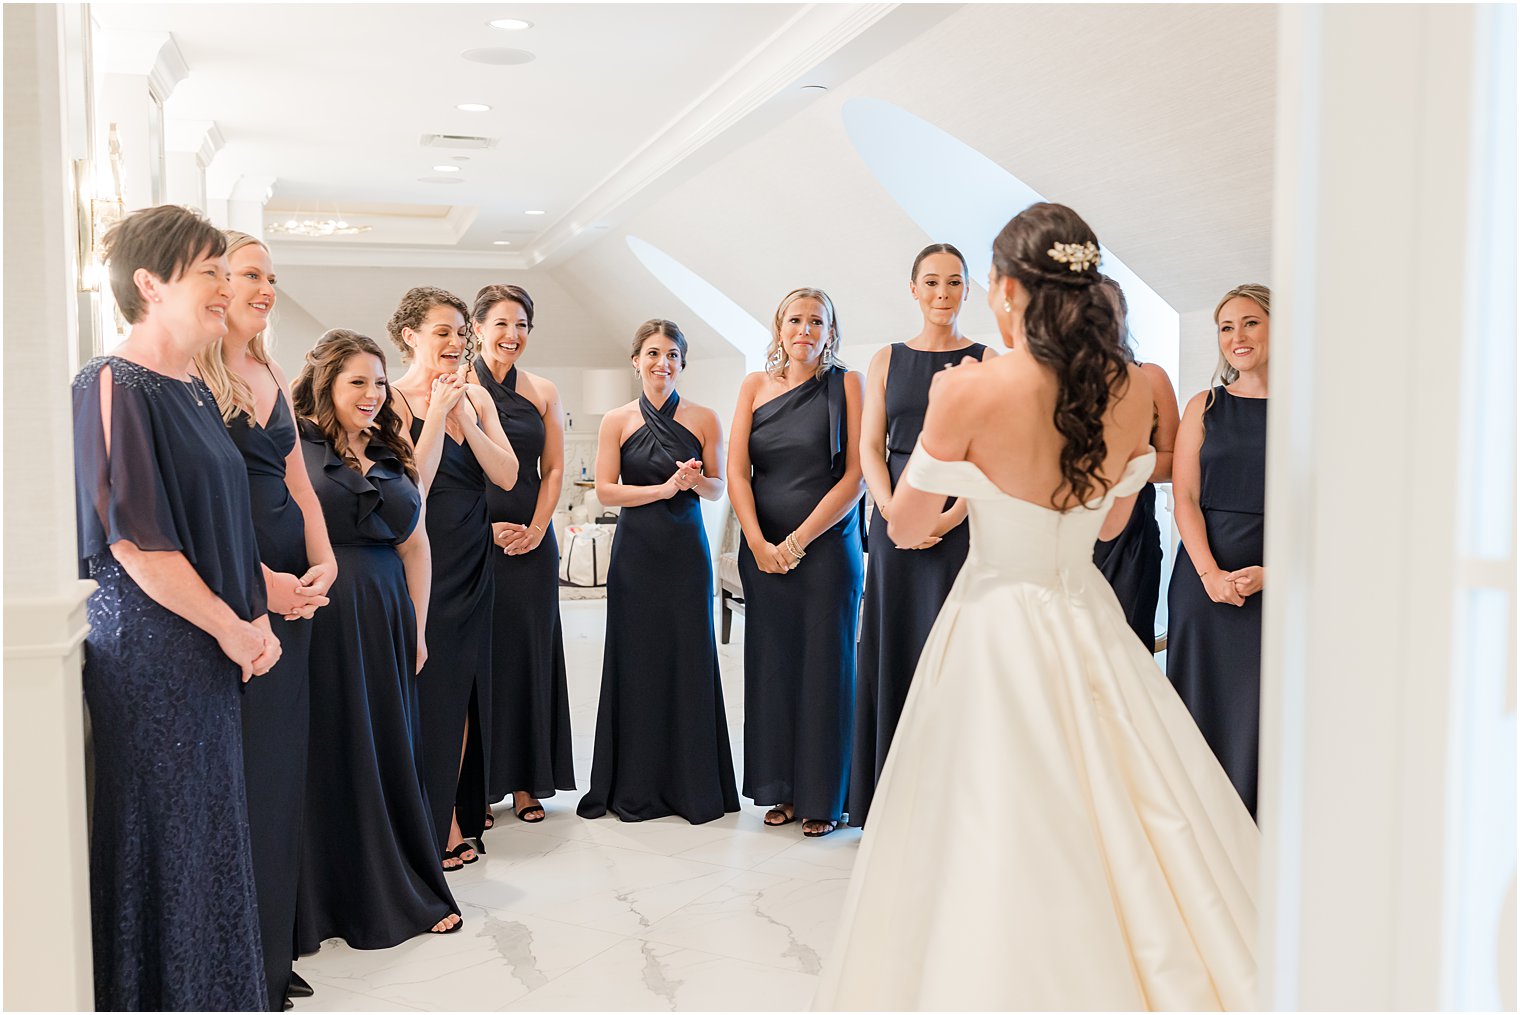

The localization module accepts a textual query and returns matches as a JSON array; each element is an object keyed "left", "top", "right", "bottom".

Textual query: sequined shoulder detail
[{"left": 73, "top": 355, "right": 212, "bottom": 401}]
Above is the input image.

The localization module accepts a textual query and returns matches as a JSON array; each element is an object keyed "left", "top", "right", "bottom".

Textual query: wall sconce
[{"left": 75, "top": 123, "right": 126, "bottom": 294}]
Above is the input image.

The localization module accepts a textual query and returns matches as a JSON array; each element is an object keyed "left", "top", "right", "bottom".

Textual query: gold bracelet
[{"left": 785, "top": 532, "right": 807, "bottom": 560}]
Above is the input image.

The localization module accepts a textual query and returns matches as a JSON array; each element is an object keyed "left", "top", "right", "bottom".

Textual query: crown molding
[
  {"left": 93, "top": 28, "right": 188, "bottom": 102},
  {"left": 164, "top": 119, "right": 224, "bottom": 168},
  {"left": 265, "top": 243, "right": 531, "bottom": 271},
  {"left": 523, "top": 3, "right": 899, "bottom": 268}
]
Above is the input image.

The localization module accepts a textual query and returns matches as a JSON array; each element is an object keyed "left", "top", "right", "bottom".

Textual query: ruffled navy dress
[
  {"left": 224, "top": 387, "right": 311, "bottom": 1010},
  {"left": 739, "top": 367, "right": 864, "bottom": 823},
  {"left": 295, "top": 420, "right": 458, "bottom": 951},
  {"left": 577, "top": 392, "right": 740, "bottom": 824},
  {"left": 474, "top": 359, "right": 575, "bottom": 801},
  {"left": 72, "top": 356, "right": 268, "bottom": 1011}
]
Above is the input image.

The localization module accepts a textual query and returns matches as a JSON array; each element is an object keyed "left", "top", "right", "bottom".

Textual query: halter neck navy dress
[
  {"left": 474, "top": 359, "right": 575, "bottom": 802},
  {"left": 295, "top": 420, "right": 458, "bottom": 951},
  {"left": 1165, "top": 387, "right": 1267, "bottom": 817},
  {"left": 849, "top": 341, "right": 985, "bottom": 827},
  {"left": 739, "top": 367, "right": 864, "bottom": 823},
  {"left": 72, "top": 356, "right": 268, "bottom": 1011},
  {"left": 577, "top": 392, "right": 740, "bottom": 824},
  {"left": 407, "top": 403, "right": 493, "bottom": 849},
  {"left": 224, "top": 386, "right": 311, "bottom": 1010}
]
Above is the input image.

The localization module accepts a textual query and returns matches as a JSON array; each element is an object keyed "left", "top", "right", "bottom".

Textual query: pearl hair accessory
[{"left": 1047, "top": 241, "right": 1102, "bottom": 272}]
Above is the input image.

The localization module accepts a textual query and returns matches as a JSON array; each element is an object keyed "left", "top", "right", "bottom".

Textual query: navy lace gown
[
  {"left": 474, "top": 359, "right": 575, "bottom": 802},
  {"left": 577, "top": 392, "right": 740, "bottom": 824},
  {"left": 1166, "top": 387, "right": 1267, "bottom": 817},
  {"left": 72, "top": 356, "right": 268, "bottom": 1011},
  {"left": 407, "top": 409, "right": 493, "bottom": 850},
  {"left": 849, "top": 342, "right": 984, "bottom": 827},
  {"left": 295, "top": 420, "right": 458, "bottom": 951},
  {"left": 740, "top": 368, "right": 864, "bottom": 823}
]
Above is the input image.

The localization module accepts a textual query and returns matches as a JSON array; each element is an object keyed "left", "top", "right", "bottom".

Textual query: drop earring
[{"left": 1003, "top": 300, "right": 1012, "bottom": 313}]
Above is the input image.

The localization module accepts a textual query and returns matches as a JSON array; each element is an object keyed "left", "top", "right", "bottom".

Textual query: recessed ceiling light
[
  {"left": 493, "top": 240, "right": 512, "bottom": 245},
  {"left": 800, "top": 83, "right": 829, "bottom": 92},
  {"left": 432, "top": 164, "right": 461, "bottom": 173},
  {"left": 524, "top": 209, "right": 545, "bottom": 215},
  {"left": 488, "top": 18, "right": 532, "bottom": 30},
  {"left": 456, "top": 102, "right": 492, "bottom": 113}
]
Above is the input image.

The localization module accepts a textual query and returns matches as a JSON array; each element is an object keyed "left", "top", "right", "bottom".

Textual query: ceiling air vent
[{"left": 420, "top": 134, "right": 498, "bottom": 150}]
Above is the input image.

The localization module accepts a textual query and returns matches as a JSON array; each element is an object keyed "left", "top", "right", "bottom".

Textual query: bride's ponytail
[{"left": 991, "top": 202, "right": 1131, "bottom": 507}]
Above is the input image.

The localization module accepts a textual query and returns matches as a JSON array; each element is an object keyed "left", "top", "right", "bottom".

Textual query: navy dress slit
[
  {"left": 577, "top": 391, "right": 740, "bottom": 824},
  {"left": 407, "top": 408, "right": 493, "bottom": 851},
  {"left": 1165, "top": 387, "right": 1267, "bottom": 818},
  {"left": 225, "top": 387, "right": 311, "bottom": 1010},
  {"left": 740, "top": 367, "right": 864, "bottom": 823},
  {"left": 474, "top": 359, "right": 575, "bottom": 802},
  {"left": 295, "top": 420, "right": 458, "bottom": 951},
  {"left": 848, "top": 342, "right": 984, "bottom": 827},
  {"left": 72, "top": 356, "right": 268, "bottom": 1011}
]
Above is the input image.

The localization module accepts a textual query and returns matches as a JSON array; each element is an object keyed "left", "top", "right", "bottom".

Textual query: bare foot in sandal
[
  {"left": 765, "top": 803, "right": 796, "bottom": 826},
  {"left": 802, "top": 818, "right": 838, "bottom": 837},
  {"left": 430, "top": 912, "right": 462, "bottom": 933}
]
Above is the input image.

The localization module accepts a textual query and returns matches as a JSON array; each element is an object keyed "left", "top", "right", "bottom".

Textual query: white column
[
  {"left": 163, "top": 119, "right": 222, "bottom": 214},
  {"left": 2, "top": 4, "right": 97, "bottom": 1009},
  {"left": 88, "top": 27, "right": 186, "bottom": 209},
  {"left": 206, "top": 171, "right": 273, "bottom": 240},
  {"left": 1260, "top": 4, "right": 1512, "bottom": 1009}
]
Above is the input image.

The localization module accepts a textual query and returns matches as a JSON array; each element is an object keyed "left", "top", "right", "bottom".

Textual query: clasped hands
[
  {"left": 266, "top": 562, "right": 335, "bottom": 622},
  {"left": 1201, "top": 565, "right": 1264, "bottom": 607},
  {"left": 430, "top": 367, "right": 478, "bottom": 430},
  {"left": 666, "top": 458, "right": 704, "bottom": 497},
  {"left": 493, "top": 520, "right": 545, "bottom": 556}
]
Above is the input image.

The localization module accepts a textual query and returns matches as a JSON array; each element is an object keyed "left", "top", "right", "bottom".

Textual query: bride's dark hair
[{"left": 991, "top": 202, "right": 1130, "bottom": 507}]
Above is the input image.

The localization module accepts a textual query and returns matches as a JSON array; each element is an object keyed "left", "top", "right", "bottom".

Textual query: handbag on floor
[{"left": 559, "top": 523, "right": 613, "bottom": 587}]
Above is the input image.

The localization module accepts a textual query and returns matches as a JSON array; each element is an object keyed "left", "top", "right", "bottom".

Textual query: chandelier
[{"left": 266, "top": 207, "right": 372, "bottom": 237}]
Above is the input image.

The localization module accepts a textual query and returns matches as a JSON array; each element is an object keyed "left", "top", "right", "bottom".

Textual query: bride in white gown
[{"left": 814, "top": 203, "right": 1259, "bottom": 1011}]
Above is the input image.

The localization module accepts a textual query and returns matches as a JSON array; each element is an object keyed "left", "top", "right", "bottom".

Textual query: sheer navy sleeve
[{"left": 72, "top": 357, "right": 268, "bottom": 620}]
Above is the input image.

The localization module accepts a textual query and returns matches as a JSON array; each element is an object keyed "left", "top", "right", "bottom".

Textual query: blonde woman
[
  {"left": 727, "top": 288, "right": 865, "bottom": 837},
  {"left": 1165, "top": 284, "right": 1271, "bottom": 818}
]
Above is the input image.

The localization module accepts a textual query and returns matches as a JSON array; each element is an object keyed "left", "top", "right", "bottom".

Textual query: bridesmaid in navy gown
[
  {"left": 850, "top": 245, "right": 992, "bottom": 827},
  {"left": 1091, "top": 276, "right": 1179, "bottom": 652},
  {"left": 578, "top": 319, "right": 740, "bottom": 824},
  {"left": 468, "top": 284, "right": 575, "bottom": 825},
  {"left": 1167, "top": 284, "right": 1271, "bottom": 818},
  {"left": 72, "top": 206, "right": 277, "bottom": 1010},
  {"left": 292, "top": 329, "right": 462, "bottom": 947},
  {"left": 728, "top": 288, "right": 865, "bottom": 837},
  {"left": 388, "top": 287, "right": 519, "bottom": 868},
  {"left": 194, "top": 230, "right": 337, "bottom": 1010}
]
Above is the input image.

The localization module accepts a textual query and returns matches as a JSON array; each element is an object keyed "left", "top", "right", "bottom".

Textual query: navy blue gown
[
  {"left": 1094, "top": 479, "right": 1163, "bottom": 651},
  {"left": 740, "top": 367, "right": 864, "bottom": 823},
  {"left": 577, "top": 392, "right": 740, "bottom": 824},
  {"left": 849, "top": 342, "right": 984, "bottom": 827},
  {"left": 72, "top": 356, "right": 268, "bottom": 1011},
  {"left": 295, "top": 420, "right": 458, "bottom": 951},
  {"left": 225, "top": 387, "right": 311, "bottom": 1010},
  {"left": 474, "top": 359, "right": 575, "bottom": 802},
  {"left": 407, "top": 407, "right": 493, "bottom": 850},
  {"left": 1166, "top": 387, "right": 1267, "bottom": 818}
]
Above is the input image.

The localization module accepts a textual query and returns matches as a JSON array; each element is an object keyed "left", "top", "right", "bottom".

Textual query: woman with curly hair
[
  {"left": 292, "top": 329, "right": 462, "bottom": 952},
  {"left": 387, "top": 286, "right": 518, "bottom": 870},
  {"left": 816, "top": 204, "right": 1258, "bottom": 1010}
]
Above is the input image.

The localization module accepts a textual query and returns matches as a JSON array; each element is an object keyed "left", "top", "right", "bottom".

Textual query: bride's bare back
[{"left": 920, "top": 346, "right": 1153, "bottom": 511}]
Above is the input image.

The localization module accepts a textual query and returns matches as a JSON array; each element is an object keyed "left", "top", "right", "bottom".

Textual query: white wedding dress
[{"left": 814, "top": 442, "right": 1259, "bottom": 1011}]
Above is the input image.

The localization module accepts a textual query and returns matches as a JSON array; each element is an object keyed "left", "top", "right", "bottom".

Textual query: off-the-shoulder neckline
[{"left": 914, "top": 442, "right": 1157, "bottom": 515}]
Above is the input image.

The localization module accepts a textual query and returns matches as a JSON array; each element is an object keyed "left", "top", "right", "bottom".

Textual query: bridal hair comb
[{"left": 1047, "top": 241, "right": 1102, "bottom": 272}]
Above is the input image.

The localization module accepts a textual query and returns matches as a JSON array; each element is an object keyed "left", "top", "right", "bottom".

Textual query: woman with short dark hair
[{"left": 73, "top": 204, "right": 279, "bottom": 1010}]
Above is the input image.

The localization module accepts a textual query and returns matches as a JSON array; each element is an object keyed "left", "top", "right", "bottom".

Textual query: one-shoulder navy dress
[
  {"left": 849, "top": 342, "right": 984, "bottom": 827},
  {"left": 474, "top": 359, "right": 575, "bottom": 802},
  {"left": 72, "top": 356, "right": 268, "bottom": 1011},
  {"left": 407, "top": 406, "right": 493, "bottom": 850},
  {"left": 295, "top": 421, "right": 458, "bottom": 951},
  {"left": 577, "top": 392, "right": 740, "bottom": 824},
  {"left": 1166, "top": 387, "right": 1267, "bottom": 817},
  {"left": 224, "top": 385, "right": 311, "bottom": 1010},
  {"left": 740, "top": 367, "right": 864, "bottom": 824}
]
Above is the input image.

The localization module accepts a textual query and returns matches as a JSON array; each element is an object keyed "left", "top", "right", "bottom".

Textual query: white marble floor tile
[
  {"left": 499, "top": 937, "right": 820, "bottom": 1012},
  {"left": 638, "top": 870, "right": 848, "bottom": 975},
  {"left": 295, "top": 904, "right": 626, "bottom": 1011},
  {"left": 751, "top": 826, "right": 863, "bottom": 882},
  {"left": 288, "top": 979, "right": 427, "bottom": 1011}
]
